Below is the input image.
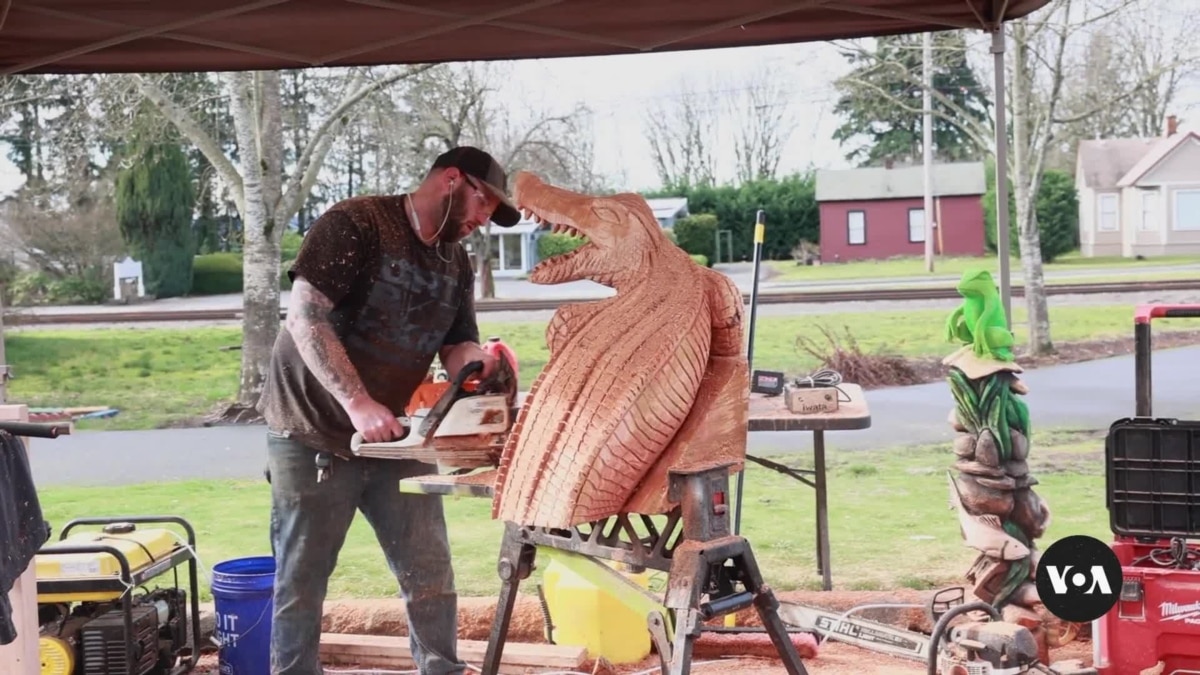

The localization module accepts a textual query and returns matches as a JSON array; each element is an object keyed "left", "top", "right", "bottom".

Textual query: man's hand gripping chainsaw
[{"left": 348, "top": 347, "right": 518, "bottom": 467}]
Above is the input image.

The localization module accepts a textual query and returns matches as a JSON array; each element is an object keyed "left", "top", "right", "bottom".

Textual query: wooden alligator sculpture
[{"left": 488, "top": 171, "right": 750, "bottom": 529}]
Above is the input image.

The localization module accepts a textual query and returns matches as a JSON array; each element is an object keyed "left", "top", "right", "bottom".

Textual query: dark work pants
[{"left": 266, "top": 431, "right": 464, "bottom": 675}]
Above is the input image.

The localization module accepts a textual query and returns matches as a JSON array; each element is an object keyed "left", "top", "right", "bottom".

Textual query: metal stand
[
  {"left": 742, "top": 429, "right": 831, "bottom": 591},
  {"left": 480, "top": 461, "right": 808, "bottom": 675}
]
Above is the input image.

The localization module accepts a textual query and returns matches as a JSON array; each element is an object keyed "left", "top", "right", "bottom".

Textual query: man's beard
[{"left": 434, "top": 188, "right": 473, "bottom": 244}]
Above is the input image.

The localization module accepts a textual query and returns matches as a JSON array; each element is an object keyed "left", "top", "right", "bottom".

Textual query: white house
[
  {"left": 1075, "top": 121, "right": 1200, "bottom": 257},
  {"left": 484, "top": 218, "right": 541, "bottom": 278},
  {"left": 646, "top": 197, "right": 689, "bottom": 228}
]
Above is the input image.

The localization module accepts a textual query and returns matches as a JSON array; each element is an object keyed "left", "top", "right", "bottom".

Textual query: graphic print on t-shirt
[{"left": 346, "top": 254, "right": 461, "bottom": 367}]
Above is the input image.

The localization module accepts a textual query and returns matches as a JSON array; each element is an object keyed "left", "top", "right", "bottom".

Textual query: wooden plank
[
  {"left": 318, "top": 633, "right": 587, "bottom": 671},
  {"left": 0, "top": 404, "right": 37, "bottom": 675}
]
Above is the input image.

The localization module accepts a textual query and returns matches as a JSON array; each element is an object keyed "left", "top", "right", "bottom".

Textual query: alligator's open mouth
[{"left": 516, "top": 203, "right": 597, "bottom": 278}]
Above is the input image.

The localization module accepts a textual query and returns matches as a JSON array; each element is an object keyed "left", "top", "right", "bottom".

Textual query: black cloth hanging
[{"left": 0, "top": 430, "right": 49, "bottom": 646}]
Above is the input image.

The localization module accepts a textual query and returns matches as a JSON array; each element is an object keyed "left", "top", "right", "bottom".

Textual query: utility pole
[{"left": 922, "top": 30, "right": 935, "bottom": 273}]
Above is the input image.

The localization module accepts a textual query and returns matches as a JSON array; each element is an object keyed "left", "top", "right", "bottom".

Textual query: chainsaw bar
[{"left": 776, "top": 602, "right": 929, "bottom": 661}]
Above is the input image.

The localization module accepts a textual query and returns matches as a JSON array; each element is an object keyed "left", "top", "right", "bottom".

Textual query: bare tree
[
  {"left": 642, "top": 79, "right": 719, "bottom": 190},
  {"left": 134, "top": 65, "right": 433, "bottom": 417},
  {"left": 827, "top": 0, "right": 1198, "bottom": 356},
  {"left": 0, "top": 173, "right": 125, "bottom": 296},
  {"left": 727, "top": 67, "right": 797, "bottom": 183},
  {"left": 398, "top": 62, "right": 601, "bottom": 297},
  {"left": 1109, "top": 2, "right": 1197, "bottom": 137},
  {"left": 1046, "top": 3, "right": 1199, "bottom": 170}
]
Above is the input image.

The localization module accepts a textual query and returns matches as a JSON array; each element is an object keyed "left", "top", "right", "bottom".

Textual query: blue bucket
[{"left": 211, "top": 555, "right": 275, "bottom": 675}]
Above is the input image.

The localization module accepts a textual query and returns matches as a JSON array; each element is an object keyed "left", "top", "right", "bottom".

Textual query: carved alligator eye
[{"left": 591, "top": 205, "right": 620, "bottom": 223}]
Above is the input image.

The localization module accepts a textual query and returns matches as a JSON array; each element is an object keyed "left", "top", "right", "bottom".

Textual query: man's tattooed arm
[{"left": 286, "top": 277, "right": 367, "bottom": 408}]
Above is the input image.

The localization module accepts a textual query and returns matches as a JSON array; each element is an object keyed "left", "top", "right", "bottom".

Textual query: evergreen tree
[
  {"left": 831, "top": 31, "right": 990, "bottom": 167},
  {"left": 115, "top": 139, "right": 197, "bottom": 298}
]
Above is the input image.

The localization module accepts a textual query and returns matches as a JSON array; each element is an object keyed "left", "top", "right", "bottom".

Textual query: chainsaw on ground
[
  {"left": 777, "top": 585, "right": 1098, "bottom": 675},
  {"left": 349, "top": 336, "right": 519, "bottom": 469}
]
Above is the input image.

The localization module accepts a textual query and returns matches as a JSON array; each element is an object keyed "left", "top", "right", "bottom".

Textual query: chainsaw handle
[
  {"left": 349, "top": 416, "right": 412, "bottom": 453},
  {"left": 452, "top": 360, "right": 485, "bottom": 387},
  {"left": 417, "top": 361, "right": 485, "bottom": 439},
  {"left": 925, "top": 601, "right": 1001, "bottom": 675}
]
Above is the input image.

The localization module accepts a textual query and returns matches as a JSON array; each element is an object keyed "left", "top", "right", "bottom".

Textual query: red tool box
[{"left": 1093, "top": 304, "right": 1200, "bottom": 675}]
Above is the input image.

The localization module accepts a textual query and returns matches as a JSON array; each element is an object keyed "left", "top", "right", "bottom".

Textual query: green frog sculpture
[
  {"left": 942, "top": 269, "right": 1058, "bottom": 652},
  {"left": 945, "top": 269, "right": 1016, "bottom": 362}
]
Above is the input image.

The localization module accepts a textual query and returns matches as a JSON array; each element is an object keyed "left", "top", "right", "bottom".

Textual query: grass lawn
[
  {"left": 34, "top": 427, "right": 1111, "bottom": 602},
  {"left": 764, "top": 252, "right": 1198, "bottom": 283},
  {"left": 7, "top": 302, "right": 1191, "bottom": 431}
]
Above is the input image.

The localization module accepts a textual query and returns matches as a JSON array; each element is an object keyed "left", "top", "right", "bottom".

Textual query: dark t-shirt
[{"left": 256, "top": 195, "right": 479, "bottom": 456}]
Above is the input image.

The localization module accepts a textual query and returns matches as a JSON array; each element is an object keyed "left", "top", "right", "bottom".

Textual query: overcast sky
[{"left": 495, "top": 41, "right": 852, "bottom": 191}]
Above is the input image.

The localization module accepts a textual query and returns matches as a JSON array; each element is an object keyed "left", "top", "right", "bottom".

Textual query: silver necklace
[{"left": 407, "top": 194, "right": 452, "bottom": 264}]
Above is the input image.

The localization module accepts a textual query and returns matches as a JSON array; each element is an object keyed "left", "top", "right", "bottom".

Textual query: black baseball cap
[{"left": 432, "top": 146, "right": 522, "bottom": 227}]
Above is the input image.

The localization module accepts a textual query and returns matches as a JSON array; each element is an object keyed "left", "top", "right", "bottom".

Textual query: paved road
[{"left": 26, "top": 345, "right": 1200, "bottom": 487}]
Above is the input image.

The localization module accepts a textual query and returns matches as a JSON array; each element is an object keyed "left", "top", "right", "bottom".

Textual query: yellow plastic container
[
  {"left": 36, "top": 527, "right": 180, "bottom": 602},
  {"left": 540, "top": 553, "right": 658, "bottom": 665}
]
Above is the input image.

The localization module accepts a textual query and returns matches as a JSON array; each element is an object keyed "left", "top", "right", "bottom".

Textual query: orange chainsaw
[{"left": 349, "top": 337, "right": 519, "bottom": 468}]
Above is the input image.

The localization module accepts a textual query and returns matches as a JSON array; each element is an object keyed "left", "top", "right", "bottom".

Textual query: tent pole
[{"left": 990, "top": 27, "right": 1013, "bottom": 329}]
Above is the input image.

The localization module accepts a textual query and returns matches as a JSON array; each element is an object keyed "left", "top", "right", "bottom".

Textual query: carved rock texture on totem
[
  {"left": 489, "top": 171, "right": 750, "bottom": 529},
  {"left": 945, "top": 363, "right": 1051, "bottom": 613}
]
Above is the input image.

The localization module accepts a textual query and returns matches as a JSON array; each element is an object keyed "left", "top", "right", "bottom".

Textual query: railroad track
[{"left": 5, "top": 278, "right": 1198, "bottom": 326}]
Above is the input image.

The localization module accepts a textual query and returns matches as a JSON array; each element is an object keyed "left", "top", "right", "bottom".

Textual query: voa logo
[
  {"left": 1035, "top": 534, "right": 1123, "bottom": 623},
  {"left": 1044, "top": 564, "right": 1114, "bottom": 596}
]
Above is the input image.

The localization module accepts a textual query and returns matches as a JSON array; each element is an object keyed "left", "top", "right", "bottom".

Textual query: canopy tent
[{"left": 2, "top": 1, "right": 1047, "bottom": 77}]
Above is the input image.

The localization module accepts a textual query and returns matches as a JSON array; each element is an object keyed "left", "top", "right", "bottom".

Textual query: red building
[{"left": 814, "top": 161, "right": 987, "bottom": 263}]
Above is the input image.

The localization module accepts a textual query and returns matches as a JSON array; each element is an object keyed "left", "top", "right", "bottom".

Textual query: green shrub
[
  {"left": 7, "top": 271, "right": 108, "bottom": 306},
  {"left": 690, "top": 254, "right": 708, "bottom": 266},
  {"left": 191, "top": 253, "right": 243, "bottom": 295},
  {"left": 983, "top": 160, "right": 1080, "bottom": 262},
  {"left": 536, "top": 233, "right": 585, "bottom": 260},
  {"left": 282, "top": 230, "right": 303, "bottom": 261},
  {"left": 1035, "top": 170, "right": 1080, "bottom": 262},
  {"left": 190, "top": 250, "right": 305, "bottom": 295},
  {"left": 641, "top": 172, "right": 819, "bottom": 261},
  {"left": 673, "top": 214, "right": 718, "bottom": 266}
]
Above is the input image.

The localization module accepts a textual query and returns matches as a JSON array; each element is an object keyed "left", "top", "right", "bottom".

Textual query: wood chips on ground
[{"left": 188, "top": 589, "right": 1096, "bottom": 674}]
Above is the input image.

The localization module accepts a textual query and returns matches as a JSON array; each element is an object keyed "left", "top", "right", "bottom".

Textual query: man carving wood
[{"left": 256, "top": 146, "right": 522, "bottom": 675}]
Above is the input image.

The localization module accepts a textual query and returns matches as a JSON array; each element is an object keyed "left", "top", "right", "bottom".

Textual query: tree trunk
[
  {"left": 1011, "top": 20, "right": 1054, "bottom": 356},
  {"left": 230, "top": 71, "right": 285, "bottom": 411},
  {"left": 477, "top": 225, "right": 495, "bottom": 298}
]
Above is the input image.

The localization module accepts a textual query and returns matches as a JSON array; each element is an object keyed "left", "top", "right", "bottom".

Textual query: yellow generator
[{"left": 34, "top": 516, "right": 201, "bottom": 675}]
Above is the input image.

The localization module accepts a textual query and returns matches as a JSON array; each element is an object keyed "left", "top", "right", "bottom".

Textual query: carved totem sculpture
[
  {"left": 490, "top": 171, "right": 750, "bottom": 529},
  {"left": 943, "top": 269, "right": 1052, "bottom": 636}
]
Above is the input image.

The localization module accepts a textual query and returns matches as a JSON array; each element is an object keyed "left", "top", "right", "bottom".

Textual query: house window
[
  {"left": 1097, "top": 193, "right": 1119, "bottom": 231},
  {"left": 1173, "top": 189, "right": 1200, "bottom": 231},
  {"left": 489, "top": 232, "right": 527, "bottom": 272},
  {"left": 847, "top": 210, "right": 865, "bottom": 245},
  {"left": 498, "top": 233, "right": 525, "bottom": 271},
  {"left": 908, "top": 208, "right": 926, "bottom": 243},
  {"left": 1139, "top": 189, "right": 1159, "bottom": 231}
]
